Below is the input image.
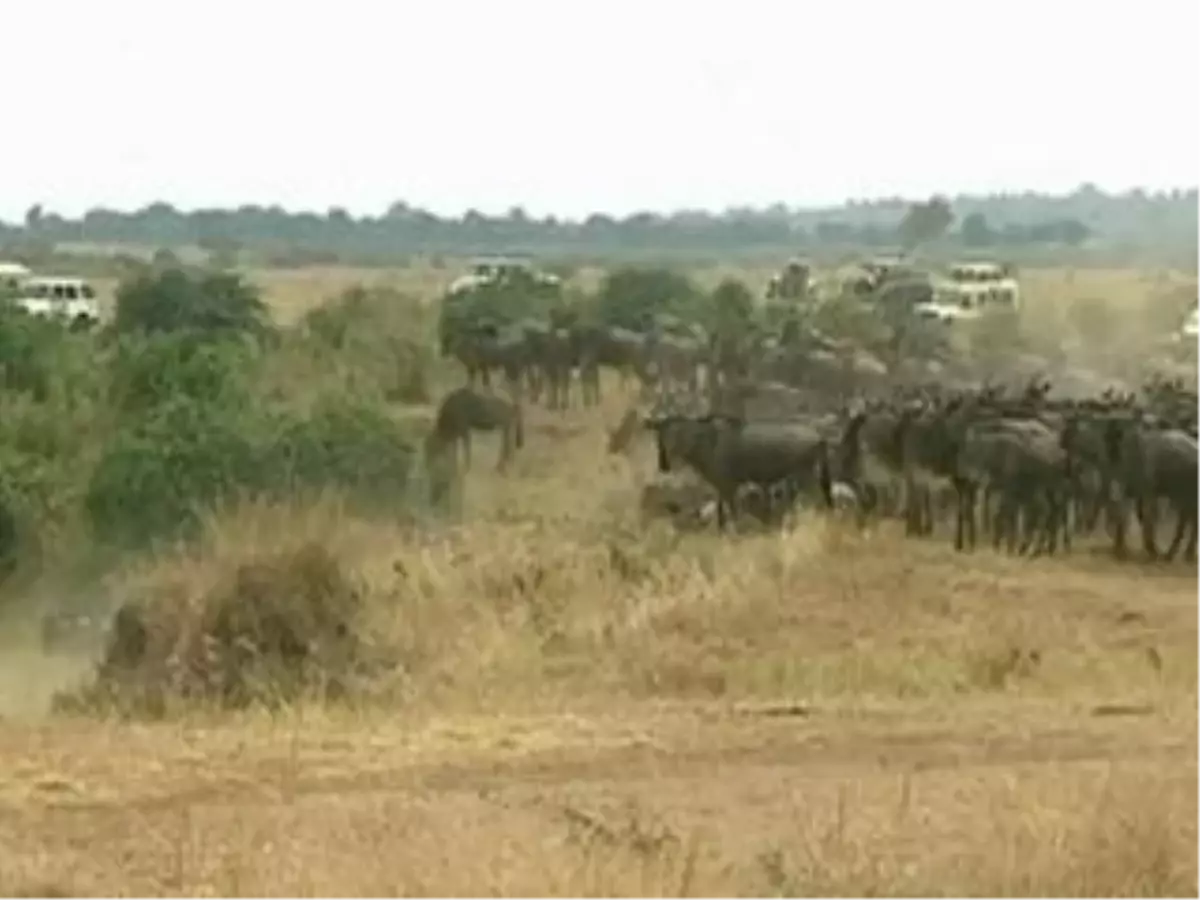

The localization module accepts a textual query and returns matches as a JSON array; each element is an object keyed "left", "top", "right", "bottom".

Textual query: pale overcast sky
[{"left": 3, "top": 0, "right": 1196, "bottom": 221}]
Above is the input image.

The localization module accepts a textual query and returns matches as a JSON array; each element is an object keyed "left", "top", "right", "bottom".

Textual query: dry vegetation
[{"left": 0, "top": 264, "right": 1196, "bottom": 897}]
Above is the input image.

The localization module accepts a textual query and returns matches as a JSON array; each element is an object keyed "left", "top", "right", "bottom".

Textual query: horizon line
[{"left": 6, "top": 182, "right": 1198, "bottom": 226}]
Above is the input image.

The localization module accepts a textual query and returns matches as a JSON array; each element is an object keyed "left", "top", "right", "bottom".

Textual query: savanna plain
[{"left": 0, "top": 262, "right": 1195, "bottom": 897}]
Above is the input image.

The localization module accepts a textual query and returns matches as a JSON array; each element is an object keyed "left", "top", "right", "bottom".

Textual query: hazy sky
[{"left": 4, "top": 0, "right": 1196, "bottom": 221}]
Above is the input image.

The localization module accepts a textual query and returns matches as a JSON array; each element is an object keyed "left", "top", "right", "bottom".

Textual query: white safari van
[
  {"left": 14, "top": 276, "right": 103, "bottom": 327},
  {"left": 0, "top": 261, "right": 32, "bottom": 292}
]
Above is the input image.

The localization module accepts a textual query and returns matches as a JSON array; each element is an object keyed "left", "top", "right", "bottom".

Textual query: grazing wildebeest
[
  {"left": 424, "top": 385, "right": 525, "bottom": 474},
  {"left": 646, "top": 413, "right": 834, "bottom": 530}
]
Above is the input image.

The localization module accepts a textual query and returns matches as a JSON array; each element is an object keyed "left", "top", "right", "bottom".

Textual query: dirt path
[{"left": 0, "top": 700, "right": 1194, "bottom": 895}]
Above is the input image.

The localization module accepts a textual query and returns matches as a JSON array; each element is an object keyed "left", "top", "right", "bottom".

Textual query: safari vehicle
[
  {"left": 907, "top": 261, "right": 1021, "bottom": 326},
  {"left": 765, "top": 257, "right": 812, "bottom": 301},
  {"left": 0, "top": 261, "right": 32, "bottom": 294},
  {"left": 1179, "top": 306, "right": 1198, "bottom": 341},
  {"left": 941, "top": 260, "right": 1021, "bottom": 311},
  {"left": 13, "top": 275, "right": 102, "bottom": 328},
  {"left": 861, "top": 254, "right": 909, "bottom": 284},
  {"left": 446, "top": 255, "right": 562, "bottom": 297}
]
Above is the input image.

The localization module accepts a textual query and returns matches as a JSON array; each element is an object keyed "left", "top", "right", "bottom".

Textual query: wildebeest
[
  {"left": 646, "top": 413, "right": 834, "bottom": 530},
  {"left": 424, "top": 385, "right": 525, "bottom": 474},
  {"left": 1102, "top": 415, "right": 1198, "bottom": 561}
]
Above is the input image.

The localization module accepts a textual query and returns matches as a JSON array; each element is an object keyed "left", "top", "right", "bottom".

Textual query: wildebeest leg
[
  {"left": 996, "top": 492, "right": 1020, "bottom": 554},
  {"left": 1163, "top": 498, "right": 1190, "bottom": 562},
  {"left": 496, "top": 429, "right": 511, "bottom": 473},
  {"left": 902, "top": 474, "right": 919, "bottom": 536},
  {"left": 1053, "top": 488, "right": 1070, "bottom": 555},
  {"left": 580, "top": 362, "right": 599, "bottom": 407},
  {"left": 991, "top": 497, "right": 1006, "bottom": 551},
  {"left": 1079, "top": 474, "right": 1103, "bottom": 535},
  {"left": 953, "top": 477, "right": 976, "bottom": 552},
  {"left": 461, "top": 432, "right": 472, "bottom": 471},
  {"left": 1109, "top": 491, "right": 1129, "bottom": 560},
  {"left": 1019, "top": 495, "right": 1044, "bottom": 556},
  {"left": 716, "top": 486, "right": 738, "bottom": 532},
  {"left": 1139, "top": 493, "right": 1160, "bottom": 560}
]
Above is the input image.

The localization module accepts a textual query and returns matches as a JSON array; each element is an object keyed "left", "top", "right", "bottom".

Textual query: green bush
[
  {"left": 709, "top": 277, "right": 756, "bottom": 336},
  {"left": 0, "top": 447, "right": 56, "bottom": 580},
  {"left": 112, "top": 266, "right": 272, "bottom": 340},
  {"left": 268, "top": 399, "right": 416, "bottom": 510},
  {"left": 591, "top": 266, "right": 704, "bottom": 331},
  {"left": 107, "top": 331, "right": 259, "bottom": 416},
  {"left": 0, "top": 308, "right": 66, "bottom": 400},
  {"left": 84, "top": 392, "right": 417, "bottom": 550},
  {"left": 301, "top": 285, "right": 433, "bottom": 404},
  {"left": 84, "top": 397, "right": 265, "bottom": 549}
]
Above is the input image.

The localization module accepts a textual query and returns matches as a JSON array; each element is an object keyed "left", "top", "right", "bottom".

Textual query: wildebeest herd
[{"left": 427, "top": 305, "right": 1198, "bottom": 567}]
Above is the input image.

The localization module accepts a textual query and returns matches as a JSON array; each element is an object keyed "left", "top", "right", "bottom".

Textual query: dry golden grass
[{"left": 0, "top": 263, "right": 1195, "bottom": 896}]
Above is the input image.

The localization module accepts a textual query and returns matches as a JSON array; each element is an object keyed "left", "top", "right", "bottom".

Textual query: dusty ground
[
  {"left": 0, "top": 700, "right": 1194, "bottom": 896},
  {"left": 0, "top": 265, "right": 1195, "bottom": 896}
]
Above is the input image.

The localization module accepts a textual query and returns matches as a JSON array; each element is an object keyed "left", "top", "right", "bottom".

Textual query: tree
[
  {"left": 897, "top": 196, "right": 955, "bottom": 250},
  {"left": 113, "top": 267, "right": 271, "bottom": 340},
  {"left": 710, "top": 278, "right": 755, "bottom": 336},
  {"left": 1059, "top": 218, "right": 1091, "bottom": 247},
  {"left": 23, "top": 204, "right": 43, "bottom": 232},
  {"left": 960, "top": 212, "right": 994, "bottom": 248},
  {"left": 593, "top": 267, "right": 702, "bottom": 331}
]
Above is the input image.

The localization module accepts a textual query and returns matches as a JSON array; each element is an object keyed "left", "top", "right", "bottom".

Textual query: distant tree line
[{"left": 2, "top": 183, "right": 1195, "bottom": 266}]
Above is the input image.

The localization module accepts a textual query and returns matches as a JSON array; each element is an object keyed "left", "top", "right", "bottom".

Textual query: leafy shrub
[
  {"left": 107, "top": 331, "right": 259, "bottom": 416},
  {"left": 301, "top": 285, "right": 433, "bottom": 404},
  {"left": 84, "top": 393, "right": 417, "bottom": 550},
  {"left": 0, "top": 308, "right": 64, "bottom": 400},
  {"left": 112, "top": 266, "right": 271, "bottom": 340},
  {"left": 0, "top": 412, "right": 94, "bottom": 581},
  {"left": 709, "top": 277, "right": 756, "bottom": 336},
  {"left": 269, "top": 399, "right": 415, "bottom": 508},
  {"left": 84, "top": 397, "right": 265, "bottom": 549}
]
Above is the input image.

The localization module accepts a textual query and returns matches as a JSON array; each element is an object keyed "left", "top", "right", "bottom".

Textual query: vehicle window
[
  {"left": 63, "top": 284, "right": 79, "bottom": 300},
  {"left": 52, "top": 284, "right": 67, "bottom": 300},
  {"left": 81, "top": 284, "right": 96, "bottom": 299}
]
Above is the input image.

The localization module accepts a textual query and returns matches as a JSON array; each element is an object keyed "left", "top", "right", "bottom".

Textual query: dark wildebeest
[
  {"left": 646, "top": 413, "right": 834, "bottom": 530},
  {"left": 425, "top": 385, "right": 525, "bottom": 475},
  {"left": 450, "top": 324, "right": 531, "bottom": 396},
  {"left": 573, "top": 324, "right": 654, "bottom": 404},
  {"left": 1102, "top": 415, "right": 1198, "bottom": 562}
]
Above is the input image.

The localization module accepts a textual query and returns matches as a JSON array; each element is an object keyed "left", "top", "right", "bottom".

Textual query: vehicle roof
[
  {"left": 0, "top": 262, "right": 32, "bottom": 274},
  {"left": 470, "top": 255, "right": 533, "bottom": 264},
  {"left": 24, "top": 275, "right": 92, "bottom": 285}
]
